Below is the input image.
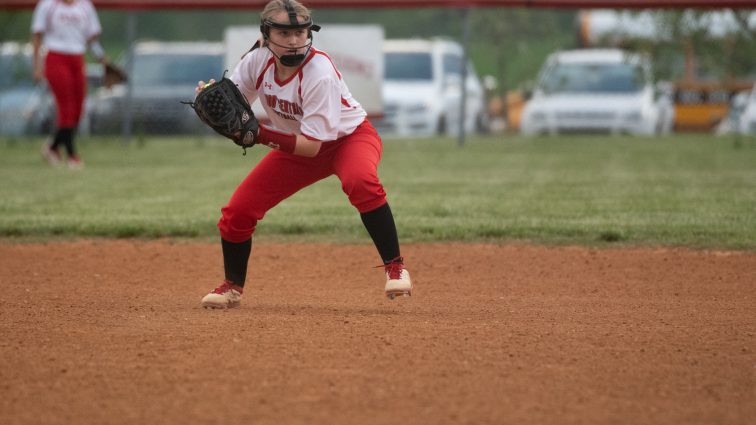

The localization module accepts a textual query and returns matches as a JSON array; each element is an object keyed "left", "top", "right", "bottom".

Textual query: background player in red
[
  {"left": 199, "top": 0, "right": 412, "bottom": 308},
  {"left": 31, "top": 0, "right": 108, "bottom": 169}
]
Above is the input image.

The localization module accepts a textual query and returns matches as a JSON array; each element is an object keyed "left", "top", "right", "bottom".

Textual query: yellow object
[
  {"left": 505, "top": 90, "right": 525, "bottom": 132},
  {"left": 673, "top": 80, "right": 753, "bottom": 132}
]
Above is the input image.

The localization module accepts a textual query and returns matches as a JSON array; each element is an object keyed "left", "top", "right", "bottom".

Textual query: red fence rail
[{"left": 2, "top": 0, "right": 755, "bottom": 10}]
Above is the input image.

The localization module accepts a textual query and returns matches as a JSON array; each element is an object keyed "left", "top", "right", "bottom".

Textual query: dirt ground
[{"left": 0, "top": 240, "right": 754, "bottom": 425}]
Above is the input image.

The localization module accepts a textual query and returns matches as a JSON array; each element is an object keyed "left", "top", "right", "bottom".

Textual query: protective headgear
[{"left": 260, "top": 0, "right": 321, "bottom": 67}]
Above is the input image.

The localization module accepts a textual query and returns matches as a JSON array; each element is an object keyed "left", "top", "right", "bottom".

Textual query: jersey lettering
[
  {"left": 273, "top": 110, "right": 297, "bottom": 121},
  {"left": 58, "top": 11, "right": 84, "bottom": 26},
  {"left": 265, "top": 94, "right": 277, "bottom": 108},
  {"left": 264, "top": 94, "right": 303, "bottom": 120},
  {"left": 277, "top": 98, "right": 303, "bottom": 116}
]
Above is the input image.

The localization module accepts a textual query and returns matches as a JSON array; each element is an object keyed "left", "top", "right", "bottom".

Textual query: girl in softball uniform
[
  {"left": 200, "top": 0, "right": 412, "bottom": 308},
  {"left": 31, "top": 0, "right": 107, "bottom": 169}
]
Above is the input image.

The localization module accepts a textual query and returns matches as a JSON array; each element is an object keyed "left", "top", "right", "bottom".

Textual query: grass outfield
[{"left": 1, "top": 133, "right": 755, "bottom": 249}]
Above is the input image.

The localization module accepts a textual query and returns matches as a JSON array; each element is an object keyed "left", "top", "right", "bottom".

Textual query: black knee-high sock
[
  {"left": 360, "top": 203, "right": 401, "bottom": 264},
  {"left": 53, "top": 128, "right": 75, "bottom": 156},
  {"left": 222, "top": 238, "right": 252, "bottom": 287},
  {"left": 50, "top": 128, "right": 66, "bottom": 151}
]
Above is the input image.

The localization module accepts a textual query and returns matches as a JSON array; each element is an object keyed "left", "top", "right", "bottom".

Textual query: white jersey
[
  {"left": 31, "top": 0, "right": 101, "bottom": 55},
  {"left": 230, "top": 46, "right": 366, "bottom": 142}
]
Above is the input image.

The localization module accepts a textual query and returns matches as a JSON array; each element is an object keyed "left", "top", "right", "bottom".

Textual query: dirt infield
[{"left": 1, "top": 240, "right": 754, "bottom": 425}]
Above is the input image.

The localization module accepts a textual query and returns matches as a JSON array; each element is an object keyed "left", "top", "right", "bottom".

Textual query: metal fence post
[
  {"left": 458, "top": 6, "right": 472, "bottom": 147},
  {"left": 121, "top": 12, "right": 137, "bottom": 144}
]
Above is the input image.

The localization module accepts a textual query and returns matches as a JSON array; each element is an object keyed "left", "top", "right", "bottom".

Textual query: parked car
[
  {"left": 0, "top": 42, "right": 106, "bottom": 137},
  {"left": 713, "top": 89, "right": 749, "bottom": 135},
  {"left": 374, "top": 38, "right": 487, "bottom": 137},
  {"left": 737, "top": 83, "right": 756, "bottom": 135},
  {"left": 520, "top": 48, "right": 674, "bottom": 136},
  {"left": 88, "top": 41, "right": 224, "bottom": 135},
  {"left": 0, "top": 42, "right": 49, "bottom": 136}
]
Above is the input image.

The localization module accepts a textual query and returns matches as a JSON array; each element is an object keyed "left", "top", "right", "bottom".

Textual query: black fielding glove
[{"left": 188, "top": 77, "right": 259, "bottom": 149}]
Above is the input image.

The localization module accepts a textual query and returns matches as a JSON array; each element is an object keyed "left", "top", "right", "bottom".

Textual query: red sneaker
[
  {"left": 41, "top": 144, "right": 61, "bottom": 167},
  {"left": 383, "top": 257, "right": 412, "bottom": 300},
  {"left": 67, "top": 155, "right": 85, "bottom": 170},
  {"left": 201, "top": 280, "right": 243, "bottom": 309}
]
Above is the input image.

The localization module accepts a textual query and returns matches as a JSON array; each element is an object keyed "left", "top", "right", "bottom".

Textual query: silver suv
[
  {"left": 88, "top": 41, "right": 225, "bottom": 135},
  {"left": 521, "top": 49, "right": 674, "bottom": 136}
]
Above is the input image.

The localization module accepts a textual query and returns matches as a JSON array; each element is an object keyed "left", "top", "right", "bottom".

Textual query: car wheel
[
  {"left": 475, "top": 113, "right": 489, "bottom": 134},
  {"left": 436, "top": 116, "right": 446, "bottom": 135},
  {"left": 655, "top": 115, "right": 668, "bottom": 136}
]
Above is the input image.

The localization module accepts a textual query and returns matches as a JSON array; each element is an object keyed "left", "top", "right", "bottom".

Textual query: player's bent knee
[{"left": 218, "top": 206, "right": 259, "bottom": 242}]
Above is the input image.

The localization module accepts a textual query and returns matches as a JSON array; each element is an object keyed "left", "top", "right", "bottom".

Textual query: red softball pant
[
  {"left": 45, "top": 51, "right": 86, "bottom": 128},
  {"left": 218, "top": 120, "right": 387, "bottom": 243}
]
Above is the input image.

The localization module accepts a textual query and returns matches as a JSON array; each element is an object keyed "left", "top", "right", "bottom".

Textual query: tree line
[{"left": 1, "top": 7, "right": 754, "bottom": 93}]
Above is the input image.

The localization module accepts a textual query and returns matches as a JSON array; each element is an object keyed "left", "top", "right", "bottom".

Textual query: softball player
[
  {"left": 32, "top": 0, "right": 107, "bottom": 169},
  {"left": 200, "top": 0, "right": 412, "bottom": 308}
]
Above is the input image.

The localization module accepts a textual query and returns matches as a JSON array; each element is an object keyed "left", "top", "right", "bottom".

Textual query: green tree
[
  {"left": 0, "top": 6, "right": 579, "bottom": 90},
  {"left": 618, "top": 9, "right": 756, "bottom": 81},
  {"left": 467, "top": 7, "right": 577, "bottom": 94}
]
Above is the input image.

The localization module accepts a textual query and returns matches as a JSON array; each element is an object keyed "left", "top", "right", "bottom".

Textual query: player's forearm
[
  {"left": 256, "top": 126, "right": 321, "bottom": 157},
  {"left": 31, "top": 33, "right": 42, "bottom": 69},
  {"left": 87, "top": 37, "right": 107, "bottom": 63}
]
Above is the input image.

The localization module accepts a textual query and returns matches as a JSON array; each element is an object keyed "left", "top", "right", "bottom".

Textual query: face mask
[{"left": 266, "top": 38, "right": 313, "bottom": 67}]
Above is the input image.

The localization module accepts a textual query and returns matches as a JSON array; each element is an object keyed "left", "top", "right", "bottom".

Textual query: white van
[
  {"left": 521, "top": 48, "right": 674, "bottom": 136},
  {"left": 375, "top": 38, "right": 486, "bottom": 137}
]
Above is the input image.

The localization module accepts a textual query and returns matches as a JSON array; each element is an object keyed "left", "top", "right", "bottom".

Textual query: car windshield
[
  {"left": 540, "top": 62, "right": 645, "bottom": 94},
  {"left": 0, "top": 52, "right": 33, "bottom": 89},
  {"left": 384, "top": 52, "right": 432, "bottom": 81},
  {"left": 132, "top": 53, "right": 223, "bottom": 86}
]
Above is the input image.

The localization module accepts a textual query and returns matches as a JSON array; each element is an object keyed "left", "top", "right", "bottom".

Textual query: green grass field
[{"left": 1, "top": 133, "right": 755, "bottom": 249}]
